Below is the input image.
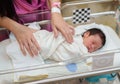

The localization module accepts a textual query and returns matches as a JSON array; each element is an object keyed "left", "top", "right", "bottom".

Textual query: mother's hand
[
  {"left": 51, "top": 13, "right": 75, "bottom": 43},
  {"left": 13, "top": 25, "right": 40, "bottom": 57}
]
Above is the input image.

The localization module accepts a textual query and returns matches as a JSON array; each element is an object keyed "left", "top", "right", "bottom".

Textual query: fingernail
[
  {"left": 35, "top": 55, "right": 38, "bottom": 57},
  {"left": 23, "top": 53, "right": 26, "bottom": 56}
]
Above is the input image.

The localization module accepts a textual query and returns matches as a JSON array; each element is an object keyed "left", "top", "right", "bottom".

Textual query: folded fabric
[
  {"left": 76, "top": 23, "right": 120, "bottom": 51},
  {"left": 6, "top": 22, "right": 88, "bottom": 66},
  {"left": 17, "top": 74, "right": 48, "bottom": 83},
  {"left": 86, "top": 73, "right": 116, "bottom": 83},
  {"left": 6, "top": 22, "right": 88, "bottom": 82}
]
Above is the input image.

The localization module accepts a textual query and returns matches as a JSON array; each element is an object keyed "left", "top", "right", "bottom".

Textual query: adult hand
[
  {"left": 0, "top": 17, "right": 40, "bottom": 57},
  {"left": 51, "top": 13, "right": 75, "bottom": 43},
  {"left": 13, "top": 25, "right": 40, "bottom": 57}
]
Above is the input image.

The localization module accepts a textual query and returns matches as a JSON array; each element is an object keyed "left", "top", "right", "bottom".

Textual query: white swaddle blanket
[
  {"left": 34, "top": 29, "right": 88, "bottom": 61},
  {"left": 6, "top": 22, "right": 88, "bottom": 69}
]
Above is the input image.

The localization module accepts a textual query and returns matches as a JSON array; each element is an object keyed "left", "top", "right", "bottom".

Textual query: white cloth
[
  {"left": 76, "top": 23, "right": 120, "bottom": 51},
  {"left": 6, "top": 22, "right": 88, "bottom": 69},
  {"left": 34, "top": 29, "right": 88, "bottom": 61}
]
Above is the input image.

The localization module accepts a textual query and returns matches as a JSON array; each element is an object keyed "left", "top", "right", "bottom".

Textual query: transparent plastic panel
[{"left": 0, "top": 0, "right": 120, "bottom": 84}]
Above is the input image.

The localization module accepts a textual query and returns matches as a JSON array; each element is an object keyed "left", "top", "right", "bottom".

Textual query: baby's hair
[{"left": 85, "top": 28, "right": 106, "bottom": 47}]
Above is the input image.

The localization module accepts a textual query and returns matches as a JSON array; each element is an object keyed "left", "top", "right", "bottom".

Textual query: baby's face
[{"left": 83, "top": 32, "right": 103, "bottom": 53}]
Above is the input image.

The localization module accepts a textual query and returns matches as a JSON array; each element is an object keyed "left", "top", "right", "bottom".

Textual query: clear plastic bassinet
[{"left": 0, "top": 0, "right": 120, "bottom": 84}]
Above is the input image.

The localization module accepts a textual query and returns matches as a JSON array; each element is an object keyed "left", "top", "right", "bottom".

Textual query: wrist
[{"left": 51, "top": 7, "right": 61, "bottom": 13}]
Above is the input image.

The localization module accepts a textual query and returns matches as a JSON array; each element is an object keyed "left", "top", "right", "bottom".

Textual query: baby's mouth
[
  {"left": 88, "top": 46, "right": 92, "bottom": 52},
  {"left": 87, "top": 46, "right": 90, "bottom": 52}
]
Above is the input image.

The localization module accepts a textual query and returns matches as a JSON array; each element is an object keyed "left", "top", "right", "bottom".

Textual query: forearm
[
  {"left": 0, "top": 16, "right": 40, "bottom": 56},
  {"left": 49, "top": 0, "right": 74, "bottom": 43},
  {"left": 0, "top": 16, "right": 23, "bottom": 35}
]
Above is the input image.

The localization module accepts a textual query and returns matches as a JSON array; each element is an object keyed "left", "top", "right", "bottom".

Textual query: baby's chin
[
  {"left": 88, "top": 49, "right": 97, "bottom": 53},
  {"left": 86, "top": 47, "right": 90, "bottom": 53},
  {"left": 88, "top": 51, "right": 92, "bottom": 53},
  {"left": 88, "top": 49, "right": 94, "bottom": 53}
]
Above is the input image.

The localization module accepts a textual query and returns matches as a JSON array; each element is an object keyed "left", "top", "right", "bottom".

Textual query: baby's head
[{"left": 82, "top": 28, "right": 106, "bottom": 53}]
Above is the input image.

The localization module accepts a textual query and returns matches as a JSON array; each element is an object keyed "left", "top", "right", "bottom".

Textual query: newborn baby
[{"left": 6, "top": 25, "right": 106, "bottom": 62}]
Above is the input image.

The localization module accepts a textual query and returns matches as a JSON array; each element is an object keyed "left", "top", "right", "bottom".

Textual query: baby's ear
[{"left": 83, "top": 31, "right": 90, "bottom": 38}]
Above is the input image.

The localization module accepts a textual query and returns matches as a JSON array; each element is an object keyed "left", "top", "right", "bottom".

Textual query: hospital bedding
[
  {"left": 0, "top": 23, "right": 120, "bottom": 84},
  {"left": 6, "top": 22, "right": 88, "bottom": 65}
]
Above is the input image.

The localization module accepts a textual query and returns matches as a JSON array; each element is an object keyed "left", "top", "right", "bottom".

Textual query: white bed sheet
[{"left": 0, "top": 39, "right": 14, "bottom": 84}]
